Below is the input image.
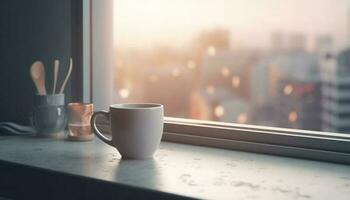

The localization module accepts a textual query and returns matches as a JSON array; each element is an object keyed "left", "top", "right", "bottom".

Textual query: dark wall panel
[{"left": 0, "top": 0, "right": 82, "bottom": 125}]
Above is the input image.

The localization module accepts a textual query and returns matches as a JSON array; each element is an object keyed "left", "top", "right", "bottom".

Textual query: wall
[{"left": 0, "top": 0, "right": 82, "bottom": 125}]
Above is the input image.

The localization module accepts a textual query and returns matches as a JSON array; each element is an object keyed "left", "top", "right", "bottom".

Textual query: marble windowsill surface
[{"left": 0, "top": 136, "right": 350, "bottom": 200}]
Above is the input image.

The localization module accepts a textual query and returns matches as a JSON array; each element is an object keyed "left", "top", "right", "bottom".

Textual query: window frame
[
  {"left": 84, "top": 0, "right": 350, "bottom": 165},
  {"left": 163, "top": 117, "right": 350, "bottom": 164}
]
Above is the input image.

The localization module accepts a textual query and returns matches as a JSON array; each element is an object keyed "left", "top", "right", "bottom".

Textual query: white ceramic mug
[{"left": 91, "top": 103, "right": 164, "bottom": 159}]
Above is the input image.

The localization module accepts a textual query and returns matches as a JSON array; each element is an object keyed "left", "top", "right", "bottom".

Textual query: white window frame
[{"left": 83, "top": 0, "right": 350, "bottom": 165}]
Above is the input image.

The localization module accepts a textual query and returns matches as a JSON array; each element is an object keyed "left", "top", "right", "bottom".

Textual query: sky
[{"left": 114, "top": 0, "right": 350, "bottom": 51}]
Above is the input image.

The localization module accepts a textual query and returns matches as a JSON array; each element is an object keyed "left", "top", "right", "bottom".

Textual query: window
[
  {"left": 113, "top": 0, "right": 350, "bottom": 135},
  {"left": 88, "top": 1, "right": 350, "bottom": 164}
]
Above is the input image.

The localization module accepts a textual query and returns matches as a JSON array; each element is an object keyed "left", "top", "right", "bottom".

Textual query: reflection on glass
[{"left": 113, "top": 0, "right": 350, "bottom": 134}]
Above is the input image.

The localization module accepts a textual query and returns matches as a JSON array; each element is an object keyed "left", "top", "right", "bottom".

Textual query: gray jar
[{"left": 31, "top": 94, "right": 67, "bottom": 136}]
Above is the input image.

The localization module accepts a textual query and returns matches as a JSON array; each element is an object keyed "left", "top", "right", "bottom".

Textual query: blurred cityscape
[{"left": 113, "top": 5, "right": 350, "bottom": 134}]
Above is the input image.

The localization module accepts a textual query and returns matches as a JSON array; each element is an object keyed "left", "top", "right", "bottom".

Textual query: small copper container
[{"left": 67, "top": 103, "right": 94, "bottom": 141}]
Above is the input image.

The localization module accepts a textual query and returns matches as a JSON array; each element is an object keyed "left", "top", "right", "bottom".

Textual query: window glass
[{"left": 113, "top": 0, "right": 350, "bottom": 133}]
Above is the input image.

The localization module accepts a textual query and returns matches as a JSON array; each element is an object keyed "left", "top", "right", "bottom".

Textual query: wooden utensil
[
  {"left": 52, "top": 59, "right": 59, "bottom": 94},
  {"left": 59, "top": 58, "right": 73, "bottom": 94},
  {"left": 30, "top": 61, "right": 47, "bottom": 95}
]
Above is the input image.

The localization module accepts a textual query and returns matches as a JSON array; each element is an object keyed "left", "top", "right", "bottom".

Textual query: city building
[
  {"left": 276, "top": 78, "right": 322, "bottom": 130},
  {"left": 249, "top": 58, "right": 277, "bottom": 127},
  {"left": 286, "top": 33, "right": 306, "bottom": 52},
  {"left": 193, "top": 28, "right": 230, "bottom": 54},
  {"left": 269, "top": 32, "right": 307, "bottom": 54},
  {"left": 189, "top": 88, "right": 250, "bottom": 123},
  {"left": 251, "top": 35, "right": 322, "bottom": 130},
  {"left": 271, "top": 51, "right": 322, "bottom": 130},
  {"left": 270, "top": 32, "right": 284, "bottom": 53},
  {"left": 250, "top": 58, "right": 270, "bottom": 105},
  {"left": 200, "top": 49, "right": 257, "bottom": 99},
  {"left": 321, "top": 49, "right": 350, "bottom": 133}
]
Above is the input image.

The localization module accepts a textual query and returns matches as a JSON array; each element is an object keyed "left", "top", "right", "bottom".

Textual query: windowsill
[{"left": 0, "top": 136, "right": 350, "bottom": 199}]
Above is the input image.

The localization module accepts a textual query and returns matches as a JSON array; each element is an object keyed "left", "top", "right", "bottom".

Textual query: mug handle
[{"left": 91, "top": 110, "right": 113, "bottom": 146}]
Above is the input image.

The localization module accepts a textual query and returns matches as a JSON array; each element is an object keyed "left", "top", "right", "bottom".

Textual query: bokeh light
[
  {"left": 206, "top": 85, "right": 215, "bottom": 95},
  {"left": 284, "top": 84, "right": 293, "bottom": 95},
  {"left": 214, "top": 105, "right": 224, "bottom": 117},
  {"left": 207, "top": 45, "right": 216, "bottom": 56},
  {"left": 187, "top": 60, "right": 196, "bottom": 70},
  {"left": 288, "top": 111, "right": 298, "bottom": 123},
  {"left": 171, "top": 68, "right": 181, "bottom": 77},
  {"left": 232, "top": 76, "right": 240, "bottom": 88},
  {"left": 237, "top": 113, "right": 248, "bottom": 124},
  {"left": 221, "top": 66, "right": 230, "bottom": 77},
  {"left": 118, "top": 88, "right": 130, "bottom": 99}
]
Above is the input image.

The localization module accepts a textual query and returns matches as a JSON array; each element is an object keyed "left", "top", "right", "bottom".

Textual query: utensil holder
[{"left": 30, "top": 94, "right": 67, "bottom": 136}]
